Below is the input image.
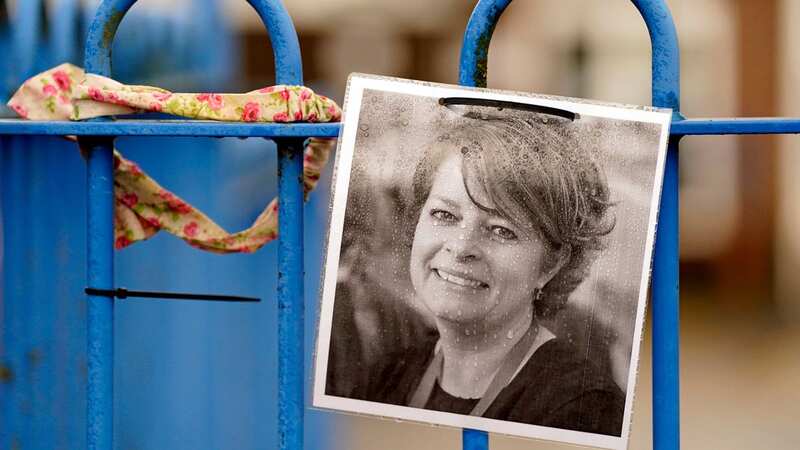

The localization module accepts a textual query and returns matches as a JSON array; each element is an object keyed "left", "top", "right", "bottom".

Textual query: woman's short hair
[{"left": 408, "top": 112, "right": 615, "bottom": 318}]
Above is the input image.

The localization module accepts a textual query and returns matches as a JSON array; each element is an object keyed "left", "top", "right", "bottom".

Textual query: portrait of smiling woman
[
  {"left": 368, "top": 108, "right": 624, "bottom": 434},
  {"left": 315, "top": 79, "right": 669, "bottom": 446}
]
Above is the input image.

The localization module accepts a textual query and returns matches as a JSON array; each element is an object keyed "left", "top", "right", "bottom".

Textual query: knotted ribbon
[{"left": 7, "top": 63, "right": 340, "bottom": 253}]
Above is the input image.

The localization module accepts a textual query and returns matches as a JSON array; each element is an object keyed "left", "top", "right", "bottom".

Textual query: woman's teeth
[{"left": 435, "top": 269, "right": 487, "bottom": 289}]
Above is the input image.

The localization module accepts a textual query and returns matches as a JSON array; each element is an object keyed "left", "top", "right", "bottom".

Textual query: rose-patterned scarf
[{"left": 7, "top": 63, "right": 340, "bottom": 253}]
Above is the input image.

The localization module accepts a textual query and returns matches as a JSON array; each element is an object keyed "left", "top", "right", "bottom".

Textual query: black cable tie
[
  {"left": 439, "top": 97, "right": 580, "bottom": 121},
  {"left": 84, "top": 287, "right": 259, "bottom": 303}
]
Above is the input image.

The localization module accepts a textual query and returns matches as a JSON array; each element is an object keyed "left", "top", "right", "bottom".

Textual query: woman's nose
[{"left": 444, "top": 230, "right": 482, "bottom": 261}]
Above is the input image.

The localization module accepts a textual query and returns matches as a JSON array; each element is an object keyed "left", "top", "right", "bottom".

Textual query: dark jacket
[{"left": 359, "top": 336, "right": 625, "bottom": 436}]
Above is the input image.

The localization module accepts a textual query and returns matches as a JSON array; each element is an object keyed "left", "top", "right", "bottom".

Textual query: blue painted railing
[
  {"left": 1, "top": 0, "right": 799, "bottom": 450},
  {"left": 459, "top": 1, "right": 681, "bottom": 447},
  {"left": 78, "top": 2, "right": 306, "bottom": 450}
]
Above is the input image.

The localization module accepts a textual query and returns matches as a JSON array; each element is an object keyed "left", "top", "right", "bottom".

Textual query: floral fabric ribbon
[{"left": 7, "top": 63, "right": 340, "bottom": 253}]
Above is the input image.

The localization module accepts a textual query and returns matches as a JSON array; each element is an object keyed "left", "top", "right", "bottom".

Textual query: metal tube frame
[
  {"left": 80, "top": 1, "right": 304, "bottom": 450},
  {"left": 460, "top": 1, "right": 675, "bottom": 450},
  {"left": 84, "top": 137, "right": 115, "bottom": 450},
  {"left": 0, "top": 0, "right": 797, "bottom": 449}
]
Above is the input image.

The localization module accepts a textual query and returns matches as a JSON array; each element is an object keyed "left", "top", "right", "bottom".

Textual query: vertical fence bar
[
  {"left": 462, "top": 428, "right": 489, "bottom": 450},
  {"left": 457, "top": 0, "right": 512, "bottom": 89},
  {"left": 264, "top": 0, "right": 306, "bottom": 445},
  {"left": 631, "top": 1, "right": 681, "bottom": 450},
  {"left": 277, "top": 138, "right": 305, "bottom": 450},
  {"left": 461, "top": 3, "right": 683, "bottom": 450},
  {"left": 84, "top": 138, "right": 115, "bottom": 450},
  {"left": 457, "top": 1, "right": 512, "bottom": 448},
  {"left": 651, "top": 140, "right": 679, "bottom": 450},
  {"left": 0, "top": 138, "right": 29, "bottom": 450},
  {"left": 82, "top": 3, "right": 130, "bottom": 450},
  {"left": 260, "top": 2, "right": 305, "bottom": 449}
]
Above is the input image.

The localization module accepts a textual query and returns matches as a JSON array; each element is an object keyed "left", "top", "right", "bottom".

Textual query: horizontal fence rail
[
  {"left": 670, "top": 118, "right": 800, "bottom": 135},
  {"left": 5, "top": 118, "right": 800, "bottom": 138},
  {"left": 0, "top": 120, "right": 340, "bottom": 137}
]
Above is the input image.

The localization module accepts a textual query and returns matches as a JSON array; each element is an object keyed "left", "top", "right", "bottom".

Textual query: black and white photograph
[{"left": 313, "top": 75, "right": 671, "bottom": 450}]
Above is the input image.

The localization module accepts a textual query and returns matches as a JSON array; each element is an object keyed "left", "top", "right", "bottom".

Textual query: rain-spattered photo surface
[{"left": 313, "top": 75, "right": 670, "bottom": 450}]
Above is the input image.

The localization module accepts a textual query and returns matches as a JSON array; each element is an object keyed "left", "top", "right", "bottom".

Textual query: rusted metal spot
[
  {"left": 0, "top": 363, "right": 13, "bottom": 383},
  {"left": 473, "top": 31, "right": 492, "bottom": 88}
]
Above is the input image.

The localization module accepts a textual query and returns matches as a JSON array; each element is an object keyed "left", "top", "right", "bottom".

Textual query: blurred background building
[{"left": 1, "top": 0, "right": 798, "bottom": 449}]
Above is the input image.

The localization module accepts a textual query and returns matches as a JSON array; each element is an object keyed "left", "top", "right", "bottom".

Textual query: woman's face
[{"left": 409, "top": 152, "right": 552, "bottom": 329}]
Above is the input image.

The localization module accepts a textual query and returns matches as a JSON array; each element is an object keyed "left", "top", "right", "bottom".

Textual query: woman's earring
[{"left": 533, "top": 288, "right": 543, "bottom": 303}]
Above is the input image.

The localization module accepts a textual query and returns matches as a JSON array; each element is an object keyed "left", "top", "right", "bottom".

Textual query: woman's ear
[{"left": 538, "top": 244, "right": 572, "bottom": 289}]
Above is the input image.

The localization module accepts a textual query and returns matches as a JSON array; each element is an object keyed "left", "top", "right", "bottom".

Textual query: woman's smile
[{"left": 432, "top": 267, "right": 489, "bottom": 290}]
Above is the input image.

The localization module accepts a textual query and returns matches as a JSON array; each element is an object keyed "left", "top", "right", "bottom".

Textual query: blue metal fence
[
  {"left": 1, "top": 1, "right": 335, "bottom": 449},
  {"left": 2, "top": 0, "right": 798, "bottom": 450}
]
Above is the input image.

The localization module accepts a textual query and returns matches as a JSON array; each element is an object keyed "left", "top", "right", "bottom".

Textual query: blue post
[
  {"left": 651, "top": 140, "right": 679, "bottom": 450},
  {"left": 462, "top": 428, "right": 489, "bottom": 450},
  {"left": 460, "top": 3, "right": 682, "bottom": 450},
  {"left": 256, "top": 2, "right": 306, "bottom": 449},
  {"left": 631, "top": 1, "right": 681, "bottom": 450},
  {"left": 277, "top": 138, "right": 306, "bottom": 450},
  {"left": 457, "top": 0, "right": 512, "bottom": 88},
  {"left": 84, "top": 138, "right": 115, "bottom": 450},
  {"left": 457, "top": 1, "right": 512, "bottom": 448},
  {"left": 83, "top": 3, "right": 121, "bottom": 449},
  {"left": 0, "top": 137, "right": 30, "bottom": 450}
]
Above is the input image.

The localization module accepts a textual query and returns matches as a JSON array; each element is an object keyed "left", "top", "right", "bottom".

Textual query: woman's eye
[
  {"left": 430, "top": 209, "right": 457, "bottom": 222},
  {"left": 490, "top": 225, "right": 518, "bottom": 241}
]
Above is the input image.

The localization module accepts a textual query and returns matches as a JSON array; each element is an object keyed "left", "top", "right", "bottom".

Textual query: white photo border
[{"left": 312, "top": 73, "right": 672, "bottom": 450}]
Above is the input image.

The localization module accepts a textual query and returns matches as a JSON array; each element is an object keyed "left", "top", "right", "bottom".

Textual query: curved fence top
[
  {"left": 457, "top": 0, "right": 511, "bottom": 88},
  {"left": 458, "top": 0, "right": 679, "bottom": 111},
  {"left": 631, "top": 0, "right": 680, "bottom": 111},
  {"left": 84, "top": 0, "right": 303, "bottom": 85}
]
